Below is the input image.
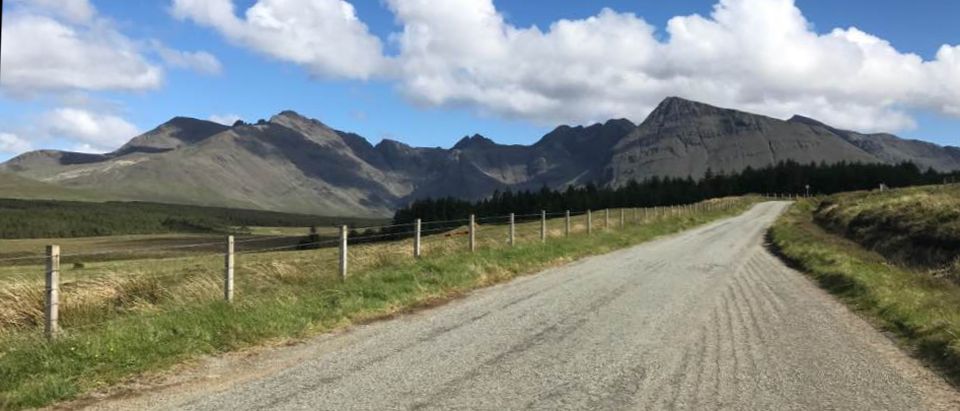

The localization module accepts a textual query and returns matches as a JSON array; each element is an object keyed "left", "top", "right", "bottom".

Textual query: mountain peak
[
  {"left": 275, "top": 109, "right": 305, "bottom": 118},
  {"left": 642, "top": 97, "right": 761, "bottom": 129},
  {"left": 650, "top": 96, "right": 720, "bottom": 117},
  {"left": 272, "top": 109, "right": 331, "bottom": 123},
  {"left": 269, "top": 110, "right": 333, "bottom": 132},
  {"left": 375, "top": 138, "right": 410, "bottom": 149},
  {"left": 110, "top": 116, "right": 228, "bottom": 156},
  {"left": 162, "top": 116, "right": 221, "bottom": 129},
  {"left": 453, "top": 134, "right": 496, "bottom": 150},
  {"left": 602, "top": 118, "right": 636, "bottom": 131},
  {"left": 270, "top": 110, "right": 312, "bottom": 123},
  {"left": 787, "top": 115, "right": 828, "bottom": 127},
  {"left": 4, "top": 101, "right": 960, "bottom": 218}
]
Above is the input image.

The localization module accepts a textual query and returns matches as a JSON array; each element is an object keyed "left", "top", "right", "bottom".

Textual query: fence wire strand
[{"left": 3, "top": 199, "right": 749, "bottom": 336}]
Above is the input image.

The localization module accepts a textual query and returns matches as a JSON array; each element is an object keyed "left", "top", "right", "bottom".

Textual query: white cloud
[
  {"left": 380, "top": 0, "right": 960, "bottom": 133},
  {"left": 9, "top": 0, "right": 95, "bottom": 24},
  {"left": 0, "top": 1, "right": 224, "bottom": 155},
  {"left": 171, "top": 0, "right": 386, "bottom": 79},
  {"left": 0, "top": 12, "right": 163, "bottom": 95},
  {"left": 168, "top": 0, "right": 960, "bottom": 132},
  {"left": 154, "top": 42, "right": 223, "bottom": 75},
  {"left": 42, "top": 108, "right": 140, "bottom": 153},
  {"left": 1, "top": 1, "right": 223, "bottom": 96},
  {"left": 208, "top": 113, "right": 243, "bottom": 125},
  {"left": 0, "top": 133, "right": 33, "bottom": 154}
]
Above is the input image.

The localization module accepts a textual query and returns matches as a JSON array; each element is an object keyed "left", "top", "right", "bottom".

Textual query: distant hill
[
  {"left": 3, "top": 97, "right": 958, "bottom": 216},
  {"left": 0, "top": 171, "right": 116, "bottom": 202}
]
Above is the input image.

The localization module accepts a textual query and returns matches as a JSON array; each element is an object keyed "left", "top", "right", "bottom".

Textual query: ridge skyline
[
  {"left": 11, "top": 96, "right": 954, "bottom": 159},
  {"left": 3, "top": 96, "right": 958, "bottom": 217}
]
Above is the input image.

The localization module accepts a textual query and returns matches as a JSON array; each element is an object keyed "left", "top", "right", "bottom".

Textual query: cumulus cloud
[
  {"left": 0, "top": 1, "right": 226, "bottom": 154},
  {"left": 387, "top": 2, "right": 662, "bottom": 125},
  {"left": 208, "top": 113, "right": 243, "bottom": 125},
  {"left": 42, "top": 108, "right": 140, "bottom": 153},
  {"left": 171, "top": 0, "right": 386, "bottom": 79},
  {"left": 1, "top": 0, "right": 224, "bottom": 96},
  {"left": 174, "top": 0, "right": 960, "bottom": 132},
  {"left": 381, "top": 0, "right": 960, "bottom": 132},
  {"left": 154, "top": 42, "right": 223, "bottom": 75},
  {"left": 0, "top": 12, "right": 163, "bottom": 95},
  {"left": 0, "top": 133, "right": 33, "bottom": 154},
  {"left": 8, "top": 0, "right": 96, "bottom": 24}
]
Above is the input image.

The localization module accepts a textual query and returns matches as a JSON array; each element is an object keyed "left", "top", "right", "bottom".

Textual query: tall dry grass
[
  {"left": 0, "top": 218, "right": 559, "bottom": 333},
  {"left": 0, "top": 202, "right": 741, "bottom": 336},
  {"left": 0, "top": 198, "right": 758, "bottom": 409}
]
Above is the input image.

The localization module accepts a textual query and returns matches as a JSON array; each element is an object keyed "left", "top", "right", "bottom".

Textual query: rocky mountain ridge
[{"left": 3, "top": 97, "right": 958, "bottom": 216}]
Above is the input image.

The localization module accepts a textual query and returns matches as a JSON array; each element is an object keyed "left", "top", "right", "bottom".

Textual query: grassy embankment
[
  {"left": 769, "top": 185, "right": 960, "bottom": 385},
  {"left": 0, "top": 197, "right": 758, "bottom": 409},
  {"left": 812, "top": 184, "right": 960, "bottom": 282}
]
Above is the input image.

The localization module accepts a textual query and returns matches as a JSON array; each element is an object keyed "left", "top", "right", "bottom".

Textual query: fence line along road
[{"left": 25, "top": 198, "right": 766, "bottom": 340}]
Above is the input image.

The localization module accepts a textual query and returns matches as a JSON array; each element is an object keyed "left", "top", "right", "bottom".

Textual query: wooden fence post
[
  {"left": 565, "top": 210, "right": 571, "bottom": 237},
  {"left": 469, "top": 214, "right": 476, "bottom": 252},
  {"left": 620, "top": 209, "right": 625, "bottom": 228},
  {"left": 339, "top": 225, "right": 348, "bottom": 282},
  {"left": 224, "top": 235, "right": 234, "bottom": 303},
  {"left": 414, "top": 218, "right": 422, "bottom": 258},
  {"left": 587, "top": 210, "right": 593, "bottom": 235},
  {"left": 45, "top": 245, "right": 60, "bottom": 340},
  {"left": 540, "top": 210, "right": 547, "bottom": 243},
  {"left": 509, "top": 213, "right": 515, "bottom": 247}
]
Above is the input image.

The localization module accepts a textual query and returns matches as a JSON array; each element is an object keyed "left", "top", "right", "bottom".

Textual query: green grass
[
  {"left": 812, "top": 184, "right": 960, "bottom": 282},
  {"left": 0, "top": 172, "right": 114, "bottom": 203},
  {"left": 769, "top": 198, "right": 960, "bottom": 386},
  {"left": 0, "top": 198, "right": 758, "bottom": 409},
  {"left": 0, "top": 197, "right": 386, "bottom": 240}
]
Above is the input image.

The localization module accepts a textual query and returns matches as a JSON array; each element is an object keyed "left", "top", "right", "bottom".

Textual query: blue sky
[{"left": 1, "top": 0, "right": 959, "bottom": 162}]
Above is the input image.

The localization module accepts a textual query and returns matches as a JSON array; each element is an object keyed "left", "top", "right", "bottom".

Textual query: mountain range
[{"left": 2, "top": 97, "right": 958, "bottom": 217}]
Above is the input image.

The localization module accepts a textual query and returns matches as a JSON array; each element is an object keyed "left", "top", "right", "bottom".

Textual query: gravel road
[{"left": 88, "top": 202, "right": 960, "bottom": 410}]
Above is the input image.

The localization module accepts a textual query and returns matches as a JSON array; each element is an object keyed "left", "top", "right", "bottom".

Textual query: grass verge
[
  {"left": 811, "top": 184, "right": 960, "bottom": 282},
  {"left": 768, "top": 199, "right": 960, "bottom": 386},
  {"left": 0, "top": 198, "right": 758, "bottom": 409}
]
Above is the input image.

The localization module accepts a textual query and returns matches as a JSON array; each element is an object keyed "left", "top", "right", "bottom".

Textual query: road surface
[{"left": 89, "top": 202, "right": 959, "bottom": 410}]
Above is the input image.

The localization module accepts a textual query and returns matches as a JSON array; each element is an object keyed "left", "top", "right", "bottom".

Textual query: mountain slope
[
  {"left": 0, "top": 172, "right": 116, "bottom": 202},
  {"left": 787, "top": 115, "right": 960, "bottom": 171},
  {"left": 2, "top": 115, "right": 409, "bottom": 216},
  {"left": 607, "top": 97, "right": 884, "bottom": 185},
  {"left": 2, "top": 97, "right": 958, "bottom": 216}
]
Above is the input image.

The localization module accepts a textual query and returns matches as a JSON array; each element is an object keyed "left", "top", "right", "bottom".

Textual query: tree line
[
  {"left": 391, "top": 161, "right": 959, "bottom": 227},
  {"left": 0, "top": 199, "right": 384, "bottom": 239}
]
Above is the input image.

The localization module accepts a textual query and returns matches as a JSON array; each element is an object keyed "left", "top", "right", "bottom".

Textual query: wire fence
[{"left": 0, "top": 196, "right": 770, "bottom": 339}]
